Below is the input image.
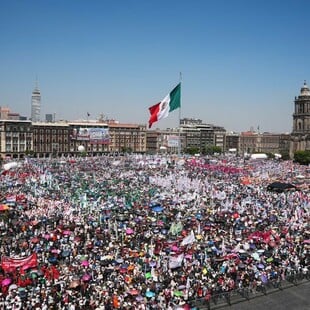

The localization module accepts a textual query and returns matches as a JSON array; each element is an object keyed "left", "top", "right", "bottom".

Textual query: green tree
[
  {"left": 25, "top": 149, "right": 35, "bottom": 157},
  {"left": 204, "top": 145, "right": 222, "bottom": 155},
  {"left": 184, "top": 147, "right": 200, "bottom": 155},
  {"left": 294, "top": 150, "right": 310, "bottom": 165},
  {"left": 121, "top": 147, "right": 133, "bottom": 154},
  {"left": 279, "top": 150, "right": 290, "bottom": 160}
]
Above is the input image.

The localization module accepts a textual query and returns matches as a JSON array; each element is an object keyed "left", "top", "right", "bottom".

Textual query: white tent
[{"left": 250, "top": 153, "right": 268, "bottom": 160}]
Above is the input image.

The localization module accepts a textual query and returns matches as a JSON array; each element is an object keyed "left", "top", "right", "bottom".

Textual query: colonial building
[
  {"left": 290, "top": 81, "right": 310, "bottom": 156},
  {"left": 67, "top": 121, "right": 110, "bottom": 155},
  {"left": 0, "top": 120, "right": 33, "bottom": 159},
  {"left": 106, "top": 121, "right": 146, "bottom": 153},
  {"left": 32, "top": 122, "right": 70, "bottom": 157},
  {"left": 239, "top": 131, "right": 290, "bottom": 156},
  {"left": 145, "top": 130, "right": 161, "bottom": 154},
  {"left": 225, "top": 132, "right": 240, "bottom": 153}
]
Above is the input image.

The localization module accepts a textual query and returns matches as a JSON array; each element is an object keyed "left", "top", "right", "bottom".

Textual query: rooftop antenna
[{"left": 35, "top": 74, "right": 39, "bottom": 89}]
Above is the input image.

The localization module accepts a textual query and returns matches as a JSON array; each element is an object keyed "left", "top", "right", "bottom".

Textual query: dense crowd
[{"left": 0, "top": 155, "right": 309, "bottom": 309}]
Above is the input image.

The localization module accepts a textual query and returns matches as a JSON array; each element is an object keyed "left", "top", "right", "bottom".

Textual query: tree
[
  {"left": 184, "top": 147, "right": 200, "bottom": 155},
  {"left": 121, "top": 147, "right": 132, "bottom": 154},
  {"left": 279, "top": 150, "right": 290, "bottom": 160},
  {"left": 294, "top": 150, "right": 310, "bottom": 165},
  {"left": 25, "top": 149, "right": 35, "bottom": 157},
  {"left": 204, "top": 145, "right": 222, "bottom": 155}
]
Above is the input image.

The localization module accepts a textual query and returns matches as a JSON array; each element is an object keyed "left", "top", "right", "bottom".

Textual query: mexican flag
[{"left": 148, "top": 83, "right": 181, "bottom": 128}]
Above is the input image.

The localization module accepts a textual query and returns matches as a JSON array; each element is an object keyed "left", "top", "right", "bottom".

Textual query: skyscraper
[{"left": 31, "top": 81, "right": 41, "bottom": 122}]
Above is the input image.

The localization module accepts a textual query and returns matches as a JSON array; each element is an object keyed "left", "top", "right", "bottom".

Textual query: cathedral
[{"left": 290, "top": 81, "right": 310, "bottom": 157}]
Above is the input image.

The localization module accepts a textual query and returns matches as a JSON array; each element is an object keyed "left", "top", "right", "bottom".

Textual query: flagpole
[{"left": 178, "top": 72, "right": 182, "bottom": 157}]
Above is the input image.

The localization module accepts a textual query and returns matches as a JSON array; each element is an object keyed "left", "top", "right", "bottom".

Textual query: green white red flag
[{"left": 148, "top": 83, "right": 181, "bottom": 128}]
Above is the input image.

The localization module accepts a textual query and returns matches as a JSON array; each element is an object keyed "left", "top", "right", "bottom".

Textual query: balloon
[{"left": 78, "top": 145, "right": 85, "bottom": 152}]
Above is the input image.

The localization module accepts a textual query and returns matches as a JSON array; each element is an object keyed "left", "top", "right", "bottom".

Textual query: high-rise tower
[{"left": 31, "top": 80, "right": 41, "bottom": 122}]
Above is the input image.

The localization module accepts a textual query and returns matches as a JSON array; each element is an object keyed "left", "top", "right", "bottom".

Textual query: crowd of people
[{"left": 0, "top": 154, "right": 309, "bottom": 310}]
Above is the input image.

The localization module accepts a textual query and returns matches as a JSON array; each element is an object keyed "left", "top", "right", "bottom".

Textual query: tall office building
[{"left": 31, "top": 82, "right": 41, "bottom": 122}]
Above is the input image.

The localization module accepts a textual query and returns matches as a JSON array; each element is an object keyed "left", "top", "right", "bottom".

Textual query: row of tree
[{"left": 183, "top": 147, "right": 310, "bottom": 165}]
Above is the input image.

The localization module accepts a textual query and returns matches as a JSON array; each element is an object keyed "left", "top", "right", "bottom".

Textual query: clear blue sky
[{"left": 1, "top": 0, "right": 310, "bottom": 133}]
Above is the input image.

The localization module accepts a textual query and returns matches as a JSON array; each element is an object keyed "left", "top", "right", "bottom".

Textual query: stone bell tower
[{"left": 290, "top": 81, "right": 310, "bottom": 156}]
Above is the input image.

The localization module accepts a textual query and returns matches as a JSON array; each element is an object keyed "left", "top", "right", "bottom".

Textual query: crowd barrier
[{"left": 190, "top": 272, "right": 310, "bottom": 310}]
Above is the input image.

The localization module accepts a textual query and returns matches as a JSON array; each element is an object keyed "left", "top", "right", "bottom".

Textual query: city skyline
[{"left": 1, "top": 0, "right": 310, "bottom": 133}]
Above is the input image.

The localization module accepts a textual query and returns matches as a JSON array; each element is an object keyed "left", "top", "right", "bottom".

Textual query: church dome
[{"left": 300, "top": 80, "right": 310, "bottom": 96}]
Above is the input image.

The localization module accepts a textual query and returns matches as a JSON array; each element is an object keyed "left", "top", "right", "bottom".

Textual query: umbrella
[
  {"left": 61, "top": 250, "right": 70, "bottom": 257},
  {"left": 136, "top": 295, "right": 144, "bottom": 302},
  {"left": 9, "top": 284, "right": 18, "bottom": 291},
  {"left": 18, "top": 287, "right": 27, "bottom": 297},
  {"left": 2, "top": 278, "right": 12, "bottom": 286},
  {"left": 173, "top": 290, "right": 183, "bottom": 297},
  {"left": 128, "top": 288, "right": 139, "bottom": 296},
  {"left": 149, "top": 261, "right": 156, "bottom": 267},
  {"left": 161, "top": 229, "right": 168, "bottom": 235},
  {"left": 151, "top": 205, "right": 164, "bottom": 212},
  {"left": 120, "top": 268, "right": 127, "bottom": 274},
  {"left": 63, "top": 230, "right": 72, "bottom": 235},
  {"left": 74, "top": 236, "right": 81, "bottom": 242},
  {"left": 145, "top": 272, "right": 152, "bottom": 279},
  {"left": 0, "top": 204, "right": 9, "bottom": 211},
  {"left": 257, "top": 263, "right": 265, "bottom": 269},
  {"left": 82, "top": 274, "right": 91, "bottom": 281},
  {"left": 31, "top": 220, "right": 39, "bottom": 226},
  {"left": 261, "top": 274, "right": 268, "bottom": 283},
  {"left": 81, "top": 260, "right": 89, "bottom": 267},
  {"left": 125, "top": 228, "right": 134, "bottom": 235},
  {"left": 171, "top": 245, "right": 179, "bottom": 252},
  {"left": 145, "top": 291, "right": 155, "bottom": 298},
  {"left": 252, "top": 253, "right": 260, "bottom": 261},
  {"left": 267, "top": 181, "right": 296, "bottom": 192},
  {"left": 29, "top": 272, "right": 38, "bottom": 279},
  {"left": 31, "top": 237, "right": 40, "bottom": 244},
  {"left": 48, "top": 256, "right": 58, "bottom": 264}
]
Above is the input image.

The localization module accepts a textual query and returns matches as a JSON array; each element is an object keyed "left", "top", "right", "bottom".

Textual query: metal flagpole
[{"left": 178, "top": 72, "right": 182, "bottom": 157}]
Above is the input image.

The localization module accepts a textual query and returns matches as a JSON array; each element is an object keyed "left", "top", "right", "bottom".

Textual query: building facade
[
  {"left": 180, "top": 119, "right": 226, "bottom": 153},
  {"left": 0, "top": 119, "right": 148, "bottom": 159},
  {"left": 0, "top": 120, "right": 33, "bottom": 159},
  {"left": 225, "top": 132, "right": 240, "bottom": 153},
  {"left": 107, "top": 121, "right": 146, "bottom": 153},
  {"left": 239, "top": 131, "right": 290, "bottom": 156},
  {"left": 32, "top": 122, "right": 70, "bottom": 158},
  {"left": 145, "top": 119, "right": 227, "bottom": 154},
  {"left": 290, "top": 81, "right": 310, "bottom": 156}
]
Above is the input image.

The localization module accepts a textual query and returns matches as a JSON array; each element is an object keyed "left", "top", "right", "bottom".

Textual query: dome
[{"left": 300, "top": 80, "right": 310, "bottom": 96}]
